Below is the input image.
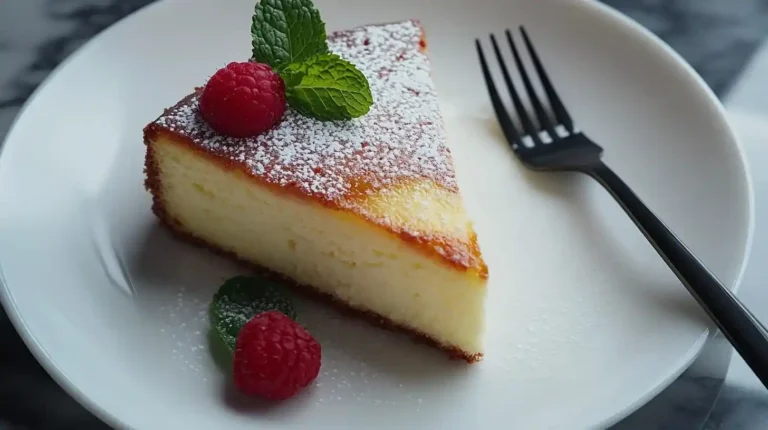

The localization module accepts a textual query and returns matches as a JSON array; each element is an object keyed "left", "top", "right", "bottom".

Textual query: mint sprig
[
  {"left": 209, "top": 275, "right": 297, "bottom": 354},
  {"left": 251, "top": 0, "right": 374, "bottom": 121},
  {"left": 251, "top": 0, "right": 328, "bottom": 70},
  {"left": 281, "top": 54, "right": 373, "bottom": 120}
]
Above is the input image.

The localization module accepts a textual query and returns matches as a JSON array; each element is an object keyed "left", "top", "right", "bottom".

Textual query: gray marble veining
[
  {"left": 604, "top": 0, "right": 768, "bottom": 95},
  {"left": 705, "top": 386, "right": 768, "bottom": 430},
  {"left": 2, "top": 0, "right": 768, "bottom": 428}
]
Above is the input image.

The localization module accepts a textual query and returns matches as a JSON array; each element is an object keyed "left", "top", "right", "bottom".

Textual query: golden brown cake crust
[
  {"left": 144, "top": 134, "right": 481, "bottom": 363},
  {"left": 145, "top": 20, "right": 487, "bottom": 278}
]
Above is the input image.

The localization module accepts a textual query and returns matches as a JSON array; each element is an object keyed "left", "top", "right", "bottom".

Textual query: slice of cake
[{"left": 144, "top": 20, "right": 488, "bottom": 362}]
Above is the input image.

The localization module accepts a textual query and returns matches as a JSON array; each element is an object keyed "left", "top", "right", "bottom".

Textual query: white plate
[{"left": 0, "top": 0, "right": 753, "bottom": 428}]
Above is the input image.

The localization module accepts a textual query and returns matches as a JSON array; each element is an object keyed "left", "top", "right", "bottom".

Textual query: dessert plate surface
[{"left": 0, "top": 0, "right": 753, "bottom": 428}]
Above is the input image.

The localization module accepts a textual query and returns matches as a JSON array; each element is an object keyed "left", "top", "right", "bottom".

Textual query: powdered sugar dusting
[
  {"left": 156, "top": 286, "right": 211, "bottom": 377},
  {"left": 154, "top": 20, "right": 457, "bottom": 203}
]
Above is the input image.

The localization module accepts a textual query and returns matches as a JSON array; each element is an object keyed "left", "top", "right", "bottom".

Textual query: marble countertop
[{"left": 2, "top": 0, "right": 768, "bottom": 428}]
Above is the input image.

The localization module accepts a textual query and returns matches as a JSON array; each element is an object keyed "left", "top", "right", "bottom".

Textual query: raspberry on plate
[
  {"left": 233, "top": 311, "right": 322, "bottom": 400},
  {"left": 199, "top": 61, "right": 286, "bottom": 138}
]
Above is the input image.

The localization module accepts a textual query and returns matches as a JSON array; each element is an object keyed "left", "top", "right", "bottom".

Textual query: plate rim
[
  {"left": 573, "top": 3, "right": 756, "bottom": 428},
  {"left": 0, "top": 0, "right": 755, "bottom": 428}
]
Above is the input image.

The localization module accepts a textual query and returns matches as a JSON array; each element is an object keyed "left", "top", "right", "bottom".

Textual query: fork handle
[{"left": 586, "top": 161, "right": 768, "bottom": 388}]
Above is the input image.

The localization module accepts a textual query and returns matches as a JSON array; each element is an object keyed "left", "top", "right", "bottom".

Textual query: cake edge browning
[
  {"left": 144, "top": 120, "right": 487, "bottom": 278},
  {"left": 145, "top": 19, "right": 488, "bottom": 279},
  {"left": 144, "top": 137, "right": 482, "bottom": 363}
]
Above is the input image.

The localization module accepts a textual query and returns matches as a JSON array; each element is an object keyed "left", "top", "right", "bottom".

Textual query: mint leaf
[
  {"left": 281, "top": 54, "right": 373, "bottom": 120},
  {"left": 207, "top": 328, "right": 234, "bottom": 373},
  {"left": 251, "top": 0, "right": 328, "bottom": 69},
  {"left": 209, "top": 275, "right": 297, "bottom": 353}
]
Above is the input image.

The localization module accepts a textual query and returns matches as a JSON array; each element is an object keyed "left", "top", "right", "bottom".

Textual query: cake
[{"left": 143, "top": 20, "right": 488, "bottom": 362}]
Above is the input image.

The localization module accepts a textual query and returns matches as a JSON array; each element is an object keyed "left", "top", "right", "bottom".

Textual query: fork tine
[
  {"left": 475, "top": 39, "right": 524, "bottom": 150},
  {"left": 505, "top": 29, "right": 558, "bottom": 141},
  {"left": 519, "top": 26, "right": 574, "bottom": 133},
  {"left": 489, "top": 34, "right": 542, "bottom": 145}
]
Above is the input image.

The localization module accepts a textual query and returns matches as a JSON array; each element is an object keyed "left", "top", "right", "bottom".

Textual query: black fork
[{"left": 477, "top": 27, "right": 768, "bottom": 388}]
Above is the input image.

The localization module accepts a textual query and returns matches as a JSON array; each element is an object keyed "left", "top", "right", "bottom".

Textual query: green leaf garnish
[
  {"left": 251, "top": 0, "right": 328, "bottom": 70},
  {"left": 280, "top": 53, "right": 373, "bottom": 121},
  {"left": 207, "top": 327, "right": 234, "bottom": 373},
  {"left": 209, "top": 275, "right": 297, "bottom": 354}
]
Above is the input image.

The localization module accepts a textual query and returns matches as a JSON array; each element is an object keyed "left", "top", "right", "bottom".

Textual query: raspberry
[
  {"left": 233, "top": 311, "right": 321, "bottom": 400},
  {"left": 199, "top": 61, "right": 286, "bottom": 138}
]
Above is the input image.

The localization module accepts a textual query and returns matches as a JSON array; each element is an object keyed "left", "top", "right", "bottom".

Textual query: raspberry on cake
[
  {"left": 199, "top": 61, "right": 286, "bottom": 138},
  {"left": 144, "top": 20, "right": 489, "bottom": 362}
]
